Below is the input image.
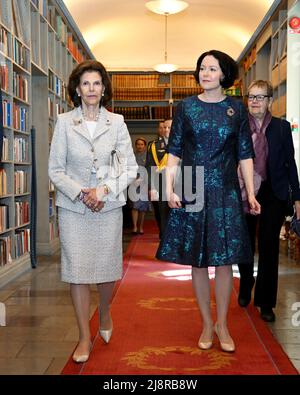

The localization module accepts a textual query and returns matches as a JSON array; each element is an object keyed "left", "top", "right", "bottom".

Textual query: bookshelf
[
  {"left": 237, "top": 0, "right": 288, "bottom": 118},
  {"left": 110, "top": 71, "right": 241, "bottom": 122},
  {"left": 0, "top": 0, "right": 93, "bottom": 286},
  {"left": 110, "top": 71, "right": 242, "bottom": 141},
  {"left": 237, "top": 0, "right": 300, "bottom": 170}
]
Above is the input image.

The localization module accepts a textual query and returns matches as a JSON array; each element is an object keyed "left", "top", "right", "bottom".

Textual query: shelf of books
[
  {"left": 238, "top": 1, "right": 288, "bottom": 119},
  {"left": 0, "top": 0, "right": 32, "bottom": 286},
  {"left": 0, "top": 0, "right": 93, "bottom": 286},
  {"left": 111, "top": 71, "right": 242, "bottom": 124}
]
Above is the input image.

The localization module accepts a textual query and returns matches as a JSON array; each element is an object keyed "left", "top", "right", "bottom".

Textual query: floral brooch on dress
[{"left": 227, "top": 107, "right": 235, "bottom": 117}]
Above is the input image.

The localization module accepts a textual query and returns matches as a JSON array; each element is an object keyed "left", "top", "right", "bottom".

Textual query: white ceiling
[{"left": 63, "top": 0, "right": 276, "bottom": 71}]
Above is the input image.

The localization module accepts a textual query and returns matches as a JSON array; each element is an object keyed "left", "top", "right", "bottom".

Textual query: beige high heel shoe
[
  {"left": 99, "top": 313, "right": 113, "bottom": 344},
  {"left": 198, "top": 328, "right": 214, "bottom": 350},
  {"left": 99, "top": 326, "right": 113, "bottom": 343},
  {"left": 214, "top": 323, "right": 235, "bottom": 353}
]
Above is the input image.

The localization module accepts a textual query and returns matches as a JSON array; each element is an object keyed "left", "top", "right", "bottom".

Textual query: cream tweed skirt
[{"left": 58, "top": 206, "right": 123, "bottom": 284}]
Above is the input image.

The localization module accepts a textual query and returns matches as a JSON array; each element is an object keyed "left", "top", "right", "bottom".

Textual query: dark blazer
[
  {"left": 0, "top": 88, "right": 3, "bottom": 162},
  {"left": 266, "top": 117, "right": 300, "bottom": 202}
]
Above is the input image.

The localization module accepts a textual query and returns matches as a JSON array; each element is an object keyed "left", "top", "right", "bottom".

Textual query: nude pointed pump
[
  {"left": 198, "top": 330, "right": 214, "bottom": 350},
  {"left": 99, "top": 326, "right": 113, "bottom": 343},
  {"left": 214, "top": 323, "right": 235, "bottom": 353}
]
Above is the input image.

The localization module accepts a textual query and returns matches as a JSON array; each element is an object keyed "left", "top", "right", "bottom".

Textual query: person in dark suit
[
  {"left": 146, "top": 119, "right": 171, "bottom": 239},
  {"left": 146, "top": 121, "right": 165, "bottom": 233},
  {"left": 238, "top": 80, "right": 300, "bottom": 322}
]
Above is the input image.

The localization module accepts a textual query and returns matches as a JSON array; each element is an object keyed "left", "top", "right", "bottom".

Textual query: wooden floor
[{"left": 0, "top": 229, "right": 299, "bottom": 375}]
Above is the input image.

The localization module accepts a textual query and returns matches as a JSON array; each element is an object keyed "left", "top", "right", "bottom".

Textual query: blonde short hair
[{"left": 247, "top": 80, "right": 273, "bottom": 97}]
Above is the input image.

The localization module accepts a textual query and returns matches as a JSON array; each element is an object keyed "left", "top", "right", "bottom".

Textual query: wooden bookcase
[
  {"left": 0, "top": 0, "right": 93, "bottom": 286},
  {"left": 237, "top": 0, "right": 288, "bottom": 118},
  {"left": 110, "top": 72, "right": 241, "bottom": 116},
  {"left": 110, "top": 71, "right": 242, "bottom": 140},
  {"left": 237, "top": 0, "right": 300, "bottom": 170}
]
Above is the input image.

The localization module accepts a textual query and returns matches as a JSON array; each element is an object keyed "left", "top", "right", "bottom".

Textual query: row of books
[
  {"left": 13, "top": 71, "right": 29, "bottom": 102},
  {"left": 2, "top": 99, "right": 11, "bottom": 127},
  {"left": 171, "top": 74, "right": 199, "bottom": 87},
  {"left": 0, "top": 235, "right": 12, "bottom": 266},
  {"left": 243, "top": 46, "right": 257, "bottom": 72},
  {"left": 12, "top": 103, "right": 28, "bottom": 132},
  {"left": 48, "top": 98, "right": 66, "bottom": 119},
  {"left": 114, "top": 106, "right": 171, "bottom": 120},
  {"left": 15, "top": 201, "right": 29, "bottom": 227},
  {"left": 13, "top": 38, "right": 29, "bottom": 70},
  {"left": 14, "top": 137, "right": 29, "bottom": 162},
  {"left": 66, "top": 34, "right": 84, "bottom": 64},
  {"left": 14, "top": 228, "right": 30, "bottom": 258},
  {"left": 0, "top": 228, "right": 30, "bottom": 265},
  {"left": 0, "top": 205, "right": 9, "bottom": 233},
  {"left": 31, "top": 0, "right": 47, "bottom": 18},
  {"left": 114, "top": 88, "right": 167, "bottom": 101},
  {"left": 1, "top": 137, "right": 9, "bottom": 162},
  {"left": 0, "top": 26, "right": 10, "bottom": 57},
  {"left": 14, "top": 170, "right": 29, "bottom": 195},
  {"left": 2, "top": 100, "right": 29, "bottom": 130},
  {"left": 48, "top": 72, "right": 65, "bottom": 97},
  {"left": 11, "top": 0, "right": 26, "bottom": 45},
  {"left": 112, "top": 74, "right": 167, "bottom": 88},
  {"left": 0, "top": 169, "right": 7, "bottom": 196},
  {"left": 172, "top": 87, "right": 203, "bottom": 99},
  {"left": 1, "top": 64, "right": 9, "bottom": 92}
]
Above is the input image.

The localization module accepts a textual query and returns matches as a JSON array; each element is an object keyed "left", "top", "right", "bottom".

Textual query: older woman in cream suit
[{"left": 48, "top": 60, "right": 137, "bottom": 363}]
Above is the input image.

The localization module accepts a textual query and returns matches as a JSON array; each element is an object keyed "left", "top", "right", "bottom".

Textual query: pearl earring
[{"left": 77, "top": 92, "right": 80, "bottom": 96}]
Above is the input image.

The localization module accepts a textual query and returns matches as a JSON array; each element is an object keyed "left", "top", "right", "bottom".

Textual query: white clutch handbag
[{"left": 109, "top": 149, "right": 126, "bottom": 178}]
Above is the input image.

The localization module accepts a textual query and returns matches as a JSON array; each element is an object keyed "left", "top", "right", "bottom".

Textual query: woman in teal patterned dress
[{"left": 156, "top": 50, "right": 261, "bottom": 353}]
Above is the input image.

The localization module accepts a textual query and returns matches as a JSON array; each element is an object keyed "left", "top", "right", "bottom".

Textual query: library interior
[{"left": 0, "top": 0, "right": 300, "bottom": 376}]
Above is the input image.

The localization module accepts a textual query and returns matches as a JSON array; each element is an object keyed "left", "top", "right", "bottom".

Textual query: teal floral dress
[{"left": 156, "top": 95, "right": 254, "bottom": 268}]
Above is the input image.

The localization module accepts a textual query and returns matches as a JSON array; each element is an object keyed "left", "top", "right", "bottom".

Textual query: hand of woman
[
  {"left": 168, "top": 191, "right": 182, "bottom": 209},
  {"left": 81, "top": 188, "right": 104, "bottom": 212},
  {"left": 248, "top": 194, "right": 261, "bottom": 215}
]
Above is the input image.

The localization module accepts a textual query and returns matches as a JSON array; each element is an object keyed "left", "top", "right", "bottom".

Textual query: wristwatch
[{"left": 103, "top": 184, "right": 110, "bottom": 195}]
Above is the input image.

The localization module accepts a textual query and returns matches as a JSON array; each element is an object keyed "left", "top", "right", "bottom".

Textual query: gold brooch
[{"left": 227, "top": 107, "right": 235, "bottom": 117}]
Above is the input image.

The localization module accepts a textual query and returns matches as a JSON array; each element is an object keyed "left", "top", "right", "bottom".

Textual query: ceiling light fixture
[{"left": 145, "top": 1, "right": 189, "bottom": 73}]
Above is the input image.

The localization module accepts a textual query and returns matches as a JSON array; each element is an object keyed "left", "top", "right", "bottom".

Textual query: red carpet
[{"left": 62, "top": 221, "right": 298, "bottom": 375}]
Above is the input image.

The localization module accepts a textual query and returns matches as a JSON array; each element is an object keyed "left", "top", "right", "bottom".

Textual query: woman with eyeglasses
[{"left": 237, "top": 80, "right": 300, "bottom": 322}]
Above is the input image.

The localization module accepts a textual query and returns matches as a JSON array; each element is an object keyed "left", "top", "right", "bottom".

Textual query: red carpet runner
[{"left": 62, "top": 222, "right": 298, "bottom": 375}]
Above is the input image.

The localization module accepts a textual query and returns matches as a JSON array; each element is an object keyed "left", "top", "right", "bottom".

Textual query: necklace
[{"left": 82, "top": 108, "right": 100, "bottom": 122}]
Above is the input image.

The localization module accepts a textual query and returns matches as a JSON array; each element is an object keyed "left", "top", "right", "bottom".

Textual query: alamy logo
[
  {"left": 291, "top": 302, "right": 300, "bottom": 327},
  {"left": 0, "top": 302, "right": 6, "bottom": 326}
]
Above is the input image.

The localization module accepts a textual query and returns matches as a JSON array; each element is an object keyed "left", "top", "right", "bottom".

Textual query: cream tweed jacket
[{"left": 48, "top": 106, "right": 138, "bottom": 213}]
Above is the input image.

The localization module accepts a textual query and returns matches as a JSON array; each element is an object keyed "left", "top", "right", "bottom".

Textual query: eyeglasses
[{"left": 247, "top": 94, "right": 270, "bottom": 101}]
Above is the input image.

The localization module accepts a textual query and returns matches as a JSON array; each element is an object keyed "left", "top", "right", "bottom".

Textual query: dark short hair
[
  {"left": 135, "top": 138, "right": 147, "bottom": 146},
  {"left": 67, "top": 60, "right": 113, "bottom": 107},
  {"left": 193, "top": 50, "right": 238, "bottom": 89},
  {"left": 164, "top": 118, "right": 172, "bottom": 122}
]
